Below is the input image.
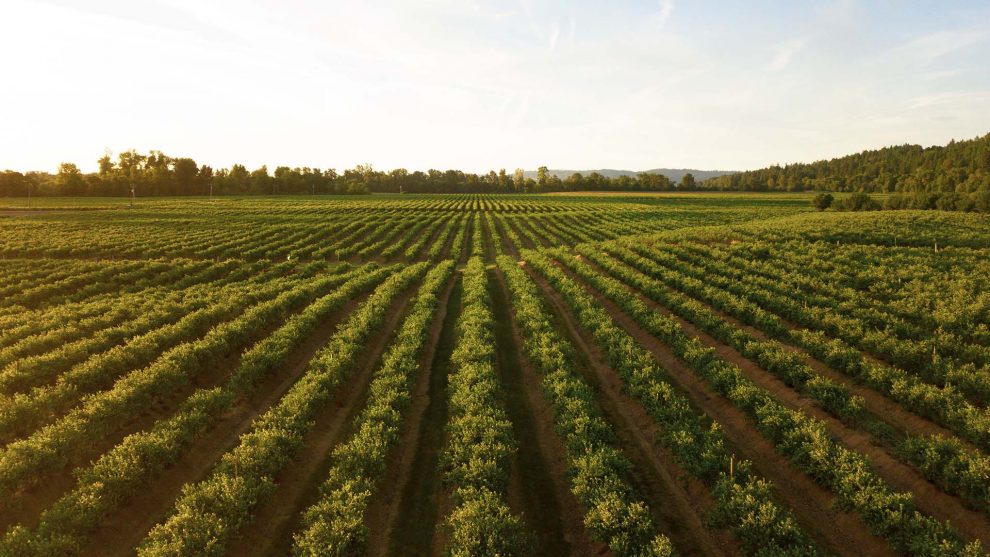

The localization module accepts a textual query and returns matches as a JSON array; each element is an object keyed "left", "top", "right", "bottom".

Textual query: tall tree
[
  {"left": 536, "top": 166, "right": 549, "bottom": 193},
  {"left": 513, "top": 168, "right": 525, "bottom": 193},
  {"left": 173, "top": 158, "right": 198, "bottom": 196},
  {"left": 57, "top": 162, "right": 86, "bottom": 195}
]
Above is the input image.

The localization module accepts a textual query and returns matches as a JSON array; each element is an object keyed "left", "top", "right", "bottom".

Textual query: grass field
[{"left": 0, "top": 193, "right": 988, "bottom": 556}]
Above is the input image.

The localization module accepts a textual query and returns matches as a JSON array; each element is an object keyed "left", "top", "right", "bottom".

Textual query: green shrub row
[
  {"left": 428, "top": 215, "right": 463, "bottom": 261},
  {"left": 404, "top": 215, "right": 451, "bottom": 259},
  {"left": 544, "top": 247, "right": 980, "bottom": 556},
  {"left": 653, "top": 241, "right": 990, "bottom": 405},
  {"left": 0, "top": 270, "right": 343, "bottom": 498},
  {"left": 0, "top": 295, "right": 246, "bottom": 441},
  {"left": 567, "top": 246, "right": 864, "bottom": 422},
  {"left": 483, "top": 212, "right": 503, "bottom": 257},
  {"left": 524, "top": 250, "right": 816, "bottom": 556},
  {"left": 439, "top": 257, "right": 526, "bottom": 556},
  {"left": 0, "top": 265, "right": 392, "bottom": 555},
  {"left": 290, "top": 260, "right": 454, "bottom": 555},
  {"left": 136, "top": 262, "right": 428, "bottom": 556},
  {"left": 496, "top": 255, "right": 674, "bottom": 557},
  {"left": 602, "top": 242, "right": 990, "bottom": 509}
]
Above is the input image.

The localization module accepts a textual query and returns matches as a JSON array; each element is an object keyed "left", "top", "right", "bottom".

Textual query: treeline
[
  {"left": 703, "top": 133, "right": 990, "bottom": 193},
  {"left": 812, "top": 191, "right": 990, "bottom": 213},
  {"left": 0, "top": 150, "right": 691, "bottom": 197}
]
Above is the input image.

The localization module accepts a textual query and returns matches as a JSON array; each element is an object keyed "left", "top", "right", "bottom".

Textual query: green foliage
[
  {"left": 498, "top": 255, "right": 675, "bottom": 556},
  {"left": 138, "top": 263, "right": 428, "bottom": 556},
  {"left": 291, "top": 260, "right": 454, "bottom": 556},
  {"left": 702, "top": 132, "right": 990, "bottom": 196},
  {"left": 528, "top": 249, "right": 817, "bottom": 556},
  {"left": 838, "top": 192, "right": 881, "bottom": 211},
  {"left": 0, "top": 266, "right": 395, "bottom": 555},
  {"left": 811, "top": 192, "right": 833, "bottom": 211},
  {"left": 439, "top": 257, "right": 526, "bottom": 555}
]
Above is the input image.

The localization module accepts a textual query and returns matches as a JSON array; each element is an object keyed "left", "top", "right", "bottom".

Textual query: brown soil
[
  {"left": 515, "top": 217, "right": 555, "bottom": 249},
  {"left": 489, "top": 267, "right": 605, "bottom": 557},
  {"left": 458, "top": 214, "right": 473, "bottom": 265},
  {"left": 78, "top": 291, "right": 379, "bottom": 556},
  {"left": 574, "top": 258, "right": 990, "bottom": 545},
  {"left": 0, "top": 211, "right": 62, "bottom": 218},
  {"left": 536, "top": 260, "right": 897, "bottom": 557},
  {"left": 365, "top": 273, "right": 459, "bottom": 557},
  {"left": 682, "top": 285, "right": 965, "bottom": 443},
  {"left": 438, "top": 218, "right": 462, "bottom": 262},
  {"left": 225, "top": 285, "right": 421, "bottom": 557},
  {"left": 374, "top": 277, "right": 461, "bottom": 556},
  {"left": 405, "top": 216, "right": 451, "bottom": 263},
  {"left": 1, "top": 293, "right": 300, "bottom": 530},
  {"left": 492, "top": 217, "right": 521, "bottom": 259},
  {"left": 479, "top": 215, "right": 498, "bottom": 263},
  {"left": 522, "top": 267, "right": 731, "bottom": 557},
  {"left": 503, "top": 217, "right": 540, "bottom": 250}
]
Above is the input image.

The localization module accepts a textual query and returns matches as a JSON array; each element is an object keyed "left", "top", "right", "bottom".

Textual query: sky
[{"left": 2, "top": 0, "right": 989, "bottom": 174}]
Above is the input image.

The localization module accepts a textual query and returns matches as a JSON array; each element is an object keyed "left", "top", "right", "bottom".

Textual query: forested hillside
[{"left": 703, "top": 133, "right": 990, "bottom": 193}]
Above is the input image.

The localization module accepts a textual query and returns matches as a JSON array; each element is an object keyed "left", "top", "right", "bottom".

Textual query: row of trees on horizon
[
  {"left": 0, "top": 152, "right": 691, "bottom": 197},
  {"left": 1, "top": 133, "right": 987, "bottom": 197}
]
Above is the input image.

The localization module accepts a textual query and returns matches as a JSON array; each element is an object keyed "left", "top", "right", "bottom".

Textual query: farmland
[{"left": 0, "top": 193, "right": 989, "bottom": 556}]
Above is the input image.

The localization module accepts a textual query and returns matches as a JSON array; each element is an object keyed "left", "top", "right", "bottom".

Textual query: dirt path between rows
[
  {"left": 458, "top": 213, "right": 474, "bottom": 265},
  {"left": 480, "top": 215, "right": 498, "bottom": 263},
  {"left": 0, "top": 210, "right": 62, "bottom": 218},
  {"left": 516, "top": 216, "right": 555, "bottom": 248},
  {"left": 655, "top": 245, "right": 961, "bottom": 404},
  {"left": 372, "top": 277, "right": 461, "bottom": 557},
  {"left": 405, "top": 215, "right": 451, "bottom": 263},
  {"left": 227, "top": 285, "right": 421, "bottom": 557},
  {"left": 504, "top": 217, "right": 541, "bottom": 250},
  {"left": 617, "top": 251, "right": 972, "bottom": 445},
  {"left": 489, "top": 267, "right": 603, "bottom": 556},
  {"left": 572, "top": 256, "right": 990, "bottom": 545},
  {"left": 437, "top": 217, "right": 462, "bottom": 263},
  {"left": 2, "top": 290, "right": 306, "bottom": 531},
  {"left": 493, "top": 216, "right": 521, "bottom": 259},
  {"left": 81, "top": 291, "right": 378, "bottom": 556},
  {"left": 536, "top": 258, "right": 897, "bottom": 557},
  {"left": 521, "top": 265, "right": 731, "bottom": 557}
]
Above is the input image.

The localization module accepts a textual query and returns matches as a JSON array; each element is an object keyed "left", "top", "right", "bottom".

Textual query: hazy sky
[{"left": 2, "top": 0, "right": 989, "bottom": 173}]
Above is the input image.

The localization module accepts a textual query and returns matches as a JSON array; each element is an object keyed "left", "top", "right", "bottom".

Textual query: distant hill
[{"left": 523, "top": 168, "right": 736, "bottom": 183}]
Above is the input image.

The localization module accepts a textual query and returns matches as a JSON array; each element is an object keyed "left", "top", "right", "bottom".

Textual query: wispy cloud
[
  {"left": 888, "top": 29, "right": 989, "bottom": 64},
  {"left": 658, "top": 0, "right": 675, "bottom": 26},
  {"left": 766, "top": 39, "right": 808, "bottom": 72},
  {"left": 548, "top": 20, "right": 560, "bottom": 50},
  {"left": 3, "top": 0, "right": 990, "bottom": 173}
]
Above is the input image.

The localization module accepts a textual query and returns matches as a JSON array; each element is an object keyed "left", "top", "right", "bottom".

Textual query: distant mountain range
[{"left": 522, "top": 168, "right": 737, "bottom": 183}]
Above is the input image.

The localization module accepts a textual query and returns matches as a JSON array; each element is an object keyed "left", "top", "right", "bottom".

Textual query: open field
[{"left": 0, "top": 194, "right": 988, "bottom": 556}]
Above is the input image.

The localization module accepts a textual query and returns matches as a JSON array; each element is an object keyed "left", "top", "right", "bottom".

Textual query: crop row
[
  {"left": 0, "top": 265, "right": 397, "bottom": 555},
  {"left": 522, "top": 251, "right": 817, "bottom": 556},
  {"left": 439, "top": 257, "right": 526, "bottom": 555},
  {"left": 0, "top": 268, "right": 350, "bottom": 499},
  {"left": 136, "top": 262, "right": 428, "bottom": 556},
  {"left": 578, "top": 243, "right": 990, "bottom": 513},
  {"left": 531, "top": 247, "right": 980, "bottom": 556},
  {"left": 290, "top": 260, "right": 454, "bottom": 554},
  {"left": 496, "top": 255, "right": 674, "bottom": 556},
  {"left": 666, "top": 243, "right": 990, "bottom": 400},
  {"left": 615, "top": 241, "right": 990, "bottom": 452}
]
